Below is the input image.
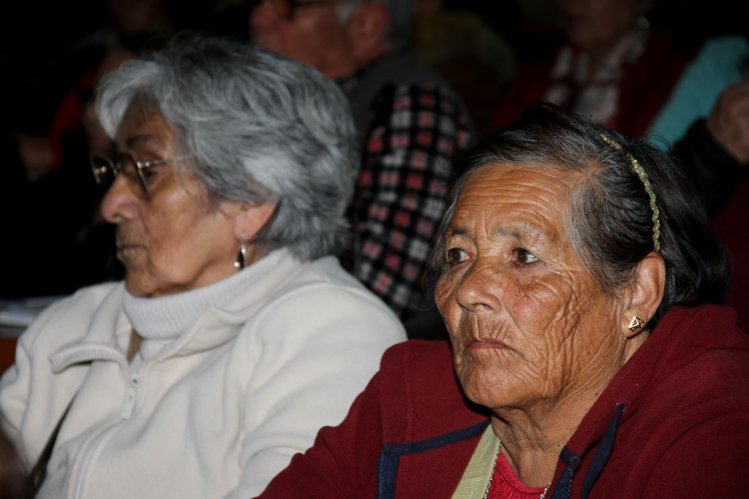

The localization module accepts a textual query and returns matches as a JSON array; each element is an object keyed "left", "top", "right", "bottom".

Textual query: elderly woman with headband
[
  {"left": 0, "top": 35, "right": 405, "bottom": 498},
  {"left": 258, "top": 103, "right": 749, "bottom": 498}
]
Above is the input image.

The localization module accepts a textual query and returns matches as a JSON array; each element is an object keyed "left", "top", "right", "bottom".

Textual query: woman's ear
[
  {"left": 623, "top": 252, "right": 666, "bottom": 336},
  {"left": 232, "top": 201, "right": 277, "bottom": 243}
]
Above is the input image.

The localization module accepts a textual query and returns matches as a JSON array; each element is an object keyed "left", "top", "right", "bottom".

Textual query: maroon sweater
[{"left": 258, "top": 304, "right": 749, "bottom": 498}]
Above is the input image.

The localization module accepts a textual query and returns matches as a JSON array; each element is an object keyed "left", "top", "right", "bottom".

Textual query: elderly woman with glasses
[
  {"left": 258, "top": 104, "right": 749, "bottom": 498},
  {"left": 0, "top": 35, "right": 405, "bottom": 499}
]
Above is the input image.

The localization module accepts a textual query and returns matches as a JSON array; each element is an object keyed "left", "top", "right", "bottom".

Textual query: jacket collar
[
  {"left": 50, "top": 249, "right": 311, "bottom": 371},
  {"left": 549, "top": 304, "right": 741, "bottom": 498}
]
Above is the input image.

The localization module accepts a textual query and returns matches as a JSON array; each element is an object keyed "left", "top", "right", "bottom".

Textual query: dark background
[{"left": 1, "top": 0, "right": 743, "bottom": 134}]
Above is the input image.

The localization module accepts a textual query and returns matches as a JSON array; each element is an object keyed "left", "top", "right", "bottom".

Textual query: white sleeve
[{"left": 0, "top": 297, "right": 76, "bottom": 467}]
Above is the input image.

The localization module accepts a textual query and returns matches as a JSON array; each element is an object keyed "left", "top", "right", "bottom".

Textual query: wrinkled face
[
  {"left": 436, "top": 164, "right": 626, "bottom": 411},
  {"left": 557, "top": 0, "right": 648, "bottom": 52},
  {"left": 100, "top": 106, "right": 241, "bottom": 297},
  {"left": 250, "top": 0, "right": 356, "bottom": 78}
]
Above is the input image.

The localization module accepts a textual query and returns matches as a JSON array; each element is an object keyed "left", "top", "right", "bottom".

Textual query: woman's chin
[{"left": 123, "top": 272, "right": 157, "bottom": 297}]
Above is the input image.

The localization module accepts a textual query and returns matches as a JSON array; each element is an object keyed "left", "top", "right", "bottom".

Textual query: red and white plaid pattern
[{"left": 352, "top": 82, "right": 472, "bottom": 318}]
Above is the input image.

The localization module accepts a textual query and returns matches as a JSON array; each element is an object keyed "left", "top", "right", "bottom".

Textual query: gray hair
[
  {"left": 336, "top": 0, "right": 412, "bottom": 52},
  {"left": 433, "top": 103, "right": 728, "bottom": 326},
  {"left": 95, "top": 33, "right": 359, "bottom": 261}
]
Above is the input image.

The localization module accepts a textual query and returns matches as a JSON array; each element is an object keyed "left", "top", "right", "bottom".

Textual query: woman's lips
[
  {"left": 457, "top": 316, "right": 514, "bottom": 351},
  {"left": 116, "top": 242, "right": 145, "bottom": 262},
  {"left": 465, "top": 337, "right": 512, "bottom": 351},
  {"left": 116, "top": 229, "right": 143, "bottom": 252}
]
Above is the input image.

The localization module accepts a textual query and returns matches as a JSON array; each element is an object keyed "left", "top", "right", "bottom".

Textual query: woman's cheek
[{"left": 435, "top": 271, "right": 458, "bottom": 319}]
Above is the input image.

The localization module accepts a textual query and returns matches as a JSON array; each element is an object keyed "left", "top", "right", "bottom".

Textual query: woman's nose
[
  {"left": 454, "top": 262, "right": 503, "bottom": 313},
  {"left": 100, "top": 176, "right": 138, "bottom": 225}
]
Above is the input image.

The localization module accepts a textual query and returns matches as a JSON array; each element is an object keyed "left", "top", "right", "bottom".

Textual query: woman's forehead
[
  {"left": 449, "top": 163, "right": 578, "bottom": 239},
  {"left": 459, "top": 163, "right": 577, "bottom": 207},
  {"left": 116, "top": 107, "right": 174, "bottom": 150}
]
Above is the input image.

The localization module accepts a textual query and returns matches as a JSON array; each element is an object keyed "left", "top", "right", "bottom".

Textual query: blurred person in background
[
  {"left": 250, "top": 0, "right": 474, "bottom": 338},
  {"left": 411, "top": 0, "right": 517, "bottom": 137},
  {"left": 0, "top": 0, "right": 179, "bottom": 299},
  {"left": 647, "top": 3, "right": 749, "bottom": 330},
  {"left": 492, "top": 0, "right": 691, "bottom": 138}
]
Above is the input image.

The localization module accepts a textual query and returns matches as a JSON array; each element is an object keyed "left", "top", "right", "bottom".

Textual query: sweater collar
[
  {"left": 51, "top": 249, "right": 308, "bottom": 369},
  {"left": 122, "top": 250, "right": 284, "bottom": 341}
]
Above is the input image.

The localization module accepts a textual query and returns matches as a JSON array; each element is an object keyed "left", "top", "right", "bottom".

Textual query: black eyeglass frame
[{"left": 89, "top": 151, "right": 191, "bottom": 197}]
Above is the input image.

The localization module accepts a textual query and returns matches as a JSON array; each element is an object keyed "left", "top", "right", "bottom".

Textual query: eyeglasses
[
  {"left": 90, "top": 151, "right": 191, "bottom": 197},
  {"left": 267, "top": 0, "right": 361, "bottom": 20}
]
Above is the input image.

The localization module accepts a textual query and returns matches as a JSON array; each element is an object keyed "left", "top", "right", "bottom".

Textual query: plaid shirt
[{"left": 351, "top": 82, "right": 472, "bottom": 319}]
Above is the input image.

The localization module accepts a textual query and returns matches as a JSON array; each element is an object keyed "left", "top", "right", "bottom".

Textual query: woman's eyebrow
[
  {"left": 447, "top": 221, "right": 548, "bottom": 240},
  {"left": 123, "top": 134, "right": 160, "bottom": 151},
  {"left": 496, "top": 222, "right": 555, "bottom": 246},
  {"left": 446, "top": 225, "right": 470, "bottom": 239}
]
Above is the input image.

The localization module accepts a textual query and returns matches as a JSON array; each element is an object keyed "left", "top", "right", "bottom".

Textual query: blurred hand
[{"left": 707, "top": 79, "right": 749, "bottom": 164}]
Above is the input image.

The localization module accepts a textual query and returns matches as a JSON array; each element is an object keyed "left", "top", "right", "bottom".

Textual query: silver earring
[{"left": 234, "top": 242, "right": 248, "bottom": 270}]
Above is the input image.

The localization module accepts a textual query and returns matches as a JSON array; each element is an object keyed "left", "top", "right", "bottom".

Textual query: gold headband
[{"left": 599, "top": 134, "right": 661, "bottom": 252}]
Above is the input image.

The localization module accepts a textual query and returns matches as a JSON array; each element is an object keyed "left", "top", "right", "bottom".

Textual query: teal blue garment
[{"left": 647, "top": 35, "right": 749, "bottom": 150}]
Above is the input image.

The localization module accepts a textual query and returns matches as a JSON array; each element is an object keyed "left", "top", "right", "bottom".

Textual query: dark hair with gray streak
[
  {"left": 95, "top": 33, "right": 359, "bottom": 261},
  {"left": 433, "top": 102, "right": 728, "bottom": 326}
]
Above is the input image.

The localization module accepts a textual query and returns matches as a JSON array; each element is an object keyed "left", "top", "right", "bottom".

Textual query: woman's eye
[
  {"left": 514, "top": 248, "right": 539, "bottom": 265},
  {"left": 140, "top": 164, "right": 161, "bottom": 179},
  {"left": 446, "top": 248, "right": 468, "bottom": 266},
  {"left": 139, "top": 161, "right": 171, "bottom": 187}
]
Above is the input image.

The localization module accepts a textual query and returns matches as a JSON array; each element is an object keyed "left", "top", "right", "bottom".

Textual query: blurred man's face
[{"left": 250, "top": 0, "right": 357, "bottom": 79}]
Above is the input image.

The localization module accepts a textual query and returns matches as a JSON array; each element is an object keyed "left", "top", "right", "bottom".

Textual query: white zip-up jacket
[{"left": 0, "top": 250, "right": 406, "bottom": 498}]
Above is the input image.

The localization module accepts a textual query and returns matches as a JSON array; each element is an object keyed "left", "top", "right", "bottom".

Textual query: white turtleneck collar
[{"left": 122, "top": 249, "right": 284, "bottom": 360}]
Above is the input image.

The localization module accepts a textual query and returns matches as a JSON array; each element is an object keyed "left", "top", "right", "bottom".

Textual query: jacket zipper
[
  {"left": 62, "top": 359, "right": 143, "bottom": 498},
  {"left": 120, "top": 373, "right": 141, "bottom": 419}
]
